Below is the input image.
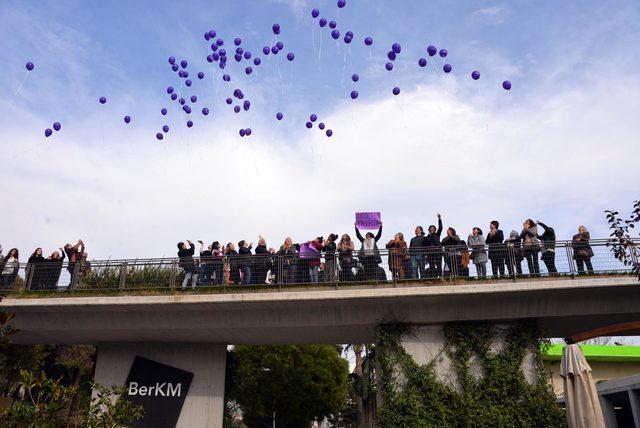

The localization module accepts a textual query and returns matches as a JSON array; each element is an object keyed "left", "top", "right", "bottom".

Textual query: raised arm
[
  {"left": 374, "top": 225, "right": 383, "bottom": 242},
  {"left": 436, "top": 215, "right": 443, "bottom": 236},
  {"left": 355, "top": 225, "right": 364, "bottom": 243}
]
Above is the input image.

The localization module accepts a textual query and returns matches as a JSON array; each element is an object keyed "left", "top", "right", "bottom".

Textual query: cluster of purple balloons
[
  {"left": 44, "top": 122, "right": 61, "bottom": 138},
  {"left": 304, "top": 113, "right": 333, "bottom": 137}
]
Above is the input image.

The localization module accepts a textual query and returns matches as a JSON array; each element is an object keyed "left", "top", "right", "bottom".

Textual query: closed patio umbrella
[{"left": 560, "top": 344, "right": 605, "bottom": 428}]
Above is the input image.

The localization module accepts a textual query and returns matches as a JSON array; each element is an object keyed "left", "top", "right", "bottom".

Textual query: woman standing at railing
[
  {"left": 43, "top": 249, "right": 65, "bottom": 290},
  {"left": 572, "top": 226, "right": 594, "bottom": 274},
  {"left": 277, "top": 237, "right": 298, "bottom": 284},
  {"left": 323, "top": 234, "right": 339, "bottom": 283},
  {"left": 197, "top": 240, "right": 214, "bottom": 286},
  {"left": 1, "top": 248, "right": 19, "bottom": 290},
  {"left": 485, "top": 221, "right": 505, "bottom": 277},
  {"left": 537, "top": 221, "right": 558, "bottom": 274},
  {"left": 442, "top": 228, "right": 462, "bottom": 277},
  {"left": 355, "top": 223, "right": 383, "bottom": 281},
  {"left": 238, "top": 240, "right": 253, "bottom": 285},
  {"left": 27, "top": 248, "right": 46, "bottom": 290},
  {"left": 253, "top": 236, "right": 270, "bottom": 285},
  {"left": 504, "top": 231, "right": 523, "bottom": 276},
  {"left": 338, "top": 234, "right": 355, "bottom": 282},
  {"left": 386, "top": 233, "right": 408, "bottom": 281},
  {"left": 468, "top": 228, "right": 488, "bottom": 278},
  {"left": 520, "top": 219, "right": 541, "bottom": 275},
  {"left": 225, "top": 243, "right": 240, "bottom": 285},
  {"left": 212, "top": 242, "right": 224, "bottom": 285}
]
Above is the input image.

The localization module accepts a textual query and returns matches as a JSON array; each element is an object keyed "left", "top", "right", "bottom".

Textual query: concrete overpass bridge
[{"left": 1, "top": 241, "right": 638, "bottom": 427}]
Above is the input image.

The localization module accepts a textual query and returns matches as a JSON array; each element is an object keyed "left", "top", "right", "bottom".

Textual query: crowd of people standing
[
  {"left": 173, "top": 216, "right": 597, "bottom": 288},
  {"left": 0, "top": 217, "right": 598, "bottom": 290}
]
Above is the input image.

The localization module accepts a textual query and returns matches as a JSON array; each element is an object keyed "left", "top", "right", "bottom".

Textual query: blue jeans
[
  {"left": 242, "top": 267, "right": 252, "bottom": 285},
  {"left": 309, "top": 266, "right": 319, "bottom": 283},
  {"left": 182, "top": 272, "right": 198, "bottom": 288},
  {"left": 410, "top": 255, "right": 426, "bottom": 279}
]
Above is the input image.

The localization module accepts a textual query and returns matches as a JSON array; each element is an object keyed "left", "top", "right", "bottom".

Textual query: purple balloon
[
  {"left": 310, "top": 114, "right": 317, "bottom": 122},
  {"left": 319, "top": 18, "right": 327, "bottom": 27},
  {"left": 393, "top": 87, "right": 400, "bottom": 95},
  {"left": 124, "top": 116, "right": 131, "bottom": 124},
  {"left": 162, "top": 125, "right": 169, "bottom": 133},
  {"left": 352, "top": 74, "right": 359, "bottom": 82},
  {"left": 191, "top": 95, "right": 197, "bottom": 103},
  {"left": 318, "top": 122, "right": 325, "bottom": 130},
  {"left": 244, "top": 51, "right": 251, "bottom": 60},
  {"left": 179, "top": 98, "right": 185, "bottom": 105},
  {"left": 243, "top": 100, "right": 251, "bottom": 111},
  {"left": 178, "top": 70, "right": 184, "bottom": 78},
  {"left": 172, "top": 64, "right": 179, "bottom": 71},
  {"left": 226, "top": 98, "right": 233, "bottom": 104},
  {"left": 385, "top": 62, "right": 393, "bottom": 71},
  {"left": 364, "top": 37, "right": 373, "bottom": 46},
  {"left": 180, "top": 60, "right": 187, "bottom": 69},
  {"left": 219, "top": 62, "right": 226, "bottom": 70},
  {"left": 204, "top": 32, "right": 211, "bottom": 41},
  {"left": 306, "top": 121, "right": 313, "bottom": 129},
  {"left": 271, "top": 46, "right": 279, "bottom": 54},
  {"left": 351, "top": 90, "right": 358, "bottom": 99},
  {"left": 167, "top": 86, "right": 174, "bottom": 94},
  {"left": 337, "top": 0, "right": 346, "bottom": 8},
  {"left": 219, "top": 49, "right": 227, "bottom": 57},
  {"left": 170, "top": 93, "right": 177, "bottom": 101},
  {"left": 387, "top": 51, "right": 396, "bottom": 61},
  {"left": 253, "top": 58, "right": 261, "bottom": 66},
  {"left": 287, "top": 52, "right": 295, "bottom": 61},
  {"left": 234, "top": 54, "right": 242, "bottom": 62},
  {"left": 208, "top": 30, "right": 216, "bottom": 38},
  {"left": 263, "top": 46, "right": 270, "bottom": 55},
  {"left": 344, "top": 35, "right": 352, "bottom": 44},
  {"left": 331, "top": 30, "right": 340, "bottom": 39},
  {"left": 211, "top": 44, "right": 218, "bottom": 52},
  {"left": 502, "top": 80, "right": 512, "bottom": 90},
  {"left": 329, "top": 20, "right": 337, "bottom": 29},
  {"left": 99, "top": 96, "right": 106, "bottom": 104},
  {"left": 234, "top": 38, "right": 242, "bottom": 46},
  {"left": 419, "top": 58, "right": 427, "bottom": 67},
  {"left": 427, "top": 45, "right": 437, "bottom": 57},
  {"left": 245, "top": 67, "right": 253, "bottom": 75},
  {"left": 439, "top": 49, "right": 448, "bottom": 58},
  {"left": 197, "top": 72, "right": 204, "bottom": 79},
  {"left": 223, "top": 74, "right": 231, "bottom": 82},
  {"left": 202, "top": 107, "right": 209, "bottom": 115},
  {"left": 216, "top": 39, "right": 224, "bottom": 46},
  {"left": 183, "top": 105, "right": 191, "bottom": 114},
  {"left": 245, "top": 128, "right": 252, "bottom": 136},
  {"left": 161, "top": 108, "right": 167, "bottom": 115},
  {"left": 44, "top": 128, "right": 52, "bottom": 137},
  {"left": 233, "top": 89, "right": 242, "bottom": 98},
  {"left": 471, "top": 71, "right": 480, "bottom": 80},
  {"left": 272, "top": 24, "right": 281, "bottom": 35},
  {"left": 185, "top": 79, "right": 192, "bottom": 87},
  {"left": 276, "top": 112, "right": 283, "bottom": 120},
  {"left": 326, "top": 129, "right": 333, "bottom": 137},
  {"left": 239, "top": 129, "right": 246, "bottom": 137},
  {"left": 168, "top": 57, "right": 175, "bottom": 65},
  {"left": 207, "top": 55, "right": 214, "bottom": 63},
  {"left": 53, "top": 122, "right": 61, "bottom": 131},
  {"left": 156, "top": 133, "right": 163, "bottom": 140},
  {"left": 392, "top": 43, "right": 401, "bottom": 54},
  {"left": 187, "top": 120, "right": 193, "bottom": 128},
  {"left": 237, "top": 47, "right": 244, "bottom": 54},
  {"left": 311, "top": 8, "right": 320, "bottom": 18},
  {"left": 345, "top": 31, "right": 354, "bottom": 38},
  {"left": 234, "top": 106, "right": 241, "bottom": 113},
  {"left": 443, "top": 64, "right": 452, "bottom": 73}
]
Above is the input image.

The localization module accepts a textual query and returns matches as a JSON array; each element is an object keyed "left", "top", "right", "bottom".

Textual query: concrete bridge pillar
[{"left": 93, "top": 342, "right": 226, "bottom": 428}]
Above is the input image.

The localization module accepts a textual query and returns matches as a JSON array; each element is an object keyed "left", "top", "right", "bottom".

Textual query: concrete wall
[
  {"left": 549, "top": 361, "right": 640, "bottom": 396},
  {"left": 93, "top": 343, "right": 226, "bottom": 428}
]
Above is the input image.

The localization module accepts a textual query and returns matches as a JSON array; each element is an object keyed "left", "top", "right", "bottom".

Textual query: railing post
[
  {"left": 565, "top": 243, "right": 576, "bottom": 279},
  {"left": 277, "top": 255, "right": 283, "bottom": 291},
  {"left": 169, "top": 260, "right": 178, "bottom": 289},
  {"left": 119, "top": 262, "right": 128, "bottom": 290},
  {"left": 508, "top": 245, "right": 517, "bottom": 283},
  {"left": 24, "top": 264, "right": 34, "bottom": 291}
]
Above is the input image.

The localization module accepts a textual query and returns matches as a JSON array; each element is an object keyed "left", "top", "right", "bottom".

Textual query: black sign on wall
[{"left": 123, "top": 356, "right": 194, "bottom": 428}]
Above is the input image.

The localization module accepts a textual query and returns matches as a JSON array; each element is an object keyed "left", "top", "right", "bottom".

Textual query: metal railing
[{"left": 0, "top": 239, "right": 636, "bottom": 293}]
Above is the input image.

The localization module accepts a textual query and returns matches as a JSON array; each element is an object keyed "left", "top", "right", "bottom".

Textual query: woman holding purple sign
[{"left": 355, "top": 222, "right": 383, "bottom": 281}]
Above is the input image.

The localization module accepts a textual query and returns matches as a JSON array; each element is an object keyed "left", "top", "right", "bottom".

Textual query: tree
[
  {"left": 233, "top": 345, "right": 349, "bottom": 428},
  {"left": 605, "top": 199, "right": 640, "bottom": 279}
]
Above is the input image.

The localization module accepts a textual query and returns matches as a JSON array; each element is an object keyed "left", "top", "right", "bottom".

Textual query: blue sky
[{"left": 1, "top": 0, "right": 639, "bottom": 259}]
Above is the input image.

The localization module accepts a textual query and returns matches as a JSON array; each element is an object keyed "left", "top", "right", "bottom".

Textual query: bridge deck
[{"left": 2, "top": 276, "right": 639, "bottom": 344}]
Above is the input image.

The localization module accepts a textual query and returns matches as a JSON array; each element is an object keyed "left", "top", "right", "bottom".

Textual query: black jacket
[
  {"left": 178, "top": 243, "right": 196, "bottom": 271},
  {"left": 537, "top": 222, "right": 556, "bottom": 252},
  {"left": 409, "top": 235, "right": 428, "bottom": 257},
  {"left": 239, "top": 245, "right": 253, "bottom": 269},
  {"left": 356, "top": 226, "right": 382, "bottom": 264},
  {"left": 424, "top": 218, "right": 443, "bottom": 247},
  {"left": 485, "top": 230, "right": 504, "bottom": 257}
]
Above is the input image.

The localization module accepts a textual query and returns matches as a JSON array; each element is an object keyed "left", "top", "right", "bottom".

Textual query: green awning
[{"left": 544, "top": 344, "right": 640, "bottom": 362}]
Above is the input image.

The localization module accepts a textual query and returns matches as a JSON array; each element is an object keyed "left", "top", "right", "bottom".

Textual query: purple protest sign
[
  {"left": 299, "top": 242, "right": 320, "bottom": 259},
  {"left": 355, "top": 212, "right": 381, "bottom": 230}
]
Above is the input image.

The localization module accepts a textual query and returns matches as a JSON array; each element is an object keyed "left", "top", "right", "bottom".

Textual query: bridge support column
[{"left": 93, "top": 342, "right": 226, "bottom": 428}]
